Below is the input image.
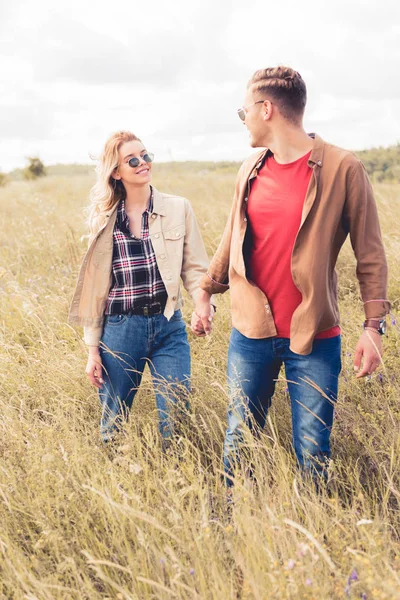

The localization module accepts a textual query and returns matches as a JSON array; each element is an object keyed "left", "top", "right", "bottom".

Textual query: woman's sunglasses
[{"left": 128, "top": 153, "right": 154, "bottom": 168}]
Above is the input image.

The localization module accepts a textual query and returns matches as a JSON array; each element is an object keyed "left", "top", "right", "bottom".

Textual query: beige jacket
[
  {"left": 199, "top": 134, "right": 390, "bottom": 355},
  {"left": 69, "top": 188, "right": 210, "bottom": 345}
]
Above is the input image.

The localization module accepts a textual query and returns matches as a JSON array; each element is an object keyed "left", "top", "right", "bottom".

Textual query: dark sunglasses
[{"left": 128, "top": 153, "right": 154, "bottom": 168}]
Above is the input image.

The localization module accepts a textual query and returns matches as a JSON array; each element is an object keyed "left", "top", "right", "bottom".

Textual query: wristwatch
[{"left": 363, "top": 318, "right": 386, "bottom": 335}]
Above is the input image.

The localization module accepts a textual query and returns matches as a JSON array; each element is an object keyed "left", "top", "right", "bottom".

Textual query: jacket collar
[
  {"left": 248, "top": 132, "right": 325, "bottom": 180},
  {"left": 307, "top": 133, "right": 324, "bottom": 167},
  {"left": 152, "top": 187, "right": 167, "bottom": 216}
]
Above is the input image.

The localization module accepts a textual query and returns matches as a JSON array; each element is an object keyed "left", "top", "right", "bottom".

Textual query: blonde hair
[
  {"left": 87, "top": 131, "right": 141, "bottom": 236},
  {"left": 248, "top": 66, "right": 307, "bottom": 124}
]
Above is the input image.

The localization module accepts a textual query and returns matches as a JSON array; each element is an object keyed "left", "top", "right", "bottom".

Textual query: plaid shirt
[{"left": 105, "top": 191, "right": 167, "bottom": 314}]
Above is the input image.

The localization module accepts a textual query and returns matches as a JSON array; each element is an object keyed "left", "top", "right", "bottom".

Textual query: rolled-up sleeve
[{"left": 344, "top": 159, "right": 390, "bottom": 317}]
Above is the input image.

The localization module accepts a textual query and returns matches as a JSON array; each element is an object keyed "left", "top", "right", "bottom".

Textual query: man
[{"left": 193, "top": 66, "right": 390, "bottom": 484}]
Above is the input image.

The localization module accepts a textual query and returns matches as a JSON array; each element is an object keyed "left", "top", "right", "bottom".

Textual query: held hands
[
  {"left": 191, "top": 291, "right": 215, "bottom": 336},
  {"left": 85, "top": 346, "right": 104, "bottom": 388},
  {"left": 353, "top": 330, "right": 383, "bottom": 378}
]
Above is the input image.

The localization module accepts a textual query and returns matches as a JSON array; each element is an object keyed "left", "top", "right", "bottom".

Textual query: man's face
[{"left": 241, "top": 88, "right": 266, "bottom": 148}]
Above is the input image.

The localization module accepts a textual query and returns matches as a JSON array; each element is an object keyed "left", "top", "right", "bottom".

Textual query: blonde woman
[{"left": 69, "top": 131, "right": 214, "bottom": 443}]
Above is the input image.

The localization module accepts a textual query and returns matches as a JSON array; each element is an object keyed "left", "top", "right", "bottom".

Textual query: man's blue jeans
[
  {"left": 99, "top": 310, "right": 190, "bottom": 442},
  {"left": 224, "top": 329, "right": 342, "bottom": 484}
]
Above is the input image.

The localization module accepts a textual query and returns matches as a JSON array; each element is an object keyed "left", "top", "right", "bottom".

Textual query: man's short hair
[{"left": 248, "top": 66, "right": 307, "bottom": 124}]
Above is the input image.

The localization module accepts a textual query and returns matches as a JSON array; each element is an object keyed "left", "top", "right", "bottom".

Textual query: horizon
[{"left": 5, "top": 138, "right": 400, "bottom": 176}]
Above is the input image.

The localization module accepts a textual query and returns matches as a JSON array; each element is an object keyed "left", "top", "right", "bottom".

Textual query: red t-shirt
[{"left": 247, "top": 151, "right": 340, "bottom": 339}]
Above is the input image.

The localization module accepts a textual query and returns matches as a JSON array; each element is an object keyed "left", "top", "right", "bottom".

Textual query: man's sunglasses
[
  {"left": 237, "top": 100, "right": 266, "bottom": 121},
  {"left": 128, "top": 153, "right": 154, "bottom": 168}
]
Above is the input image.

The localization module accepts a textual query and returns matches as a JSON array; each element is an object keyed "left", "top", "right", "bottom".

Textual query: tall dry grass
[{"left": 0, "top": 166, "right": 399, "bottom": 599}]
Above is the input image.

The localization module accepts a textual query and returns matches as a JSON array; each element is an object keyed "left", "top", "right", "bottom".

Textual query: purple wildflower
[
  {"left": 361, "top": 594, "right": 367, "bottom": 599},
  {"left": 349, "top": 568, "right": 359, "bottom": 582},
  {"left": 190, "top": 568, "right": 195, "bottom": 576},
  {"left": 305, "top": 578, "right": 312, "bottom": 586},
  {"left": 345, "top": 568, "right": 359, "bottom": 596}
]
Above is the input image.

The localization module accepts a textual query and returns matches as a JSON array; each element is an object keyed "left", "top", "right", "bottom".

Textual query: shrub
[{"left": 23, "top": 156, "right": 46, "bottom": 180}]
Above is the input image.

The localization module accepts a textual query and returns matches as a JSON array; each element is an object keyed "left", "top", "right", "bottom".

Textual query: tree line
[
  {"left": 1, "top": 143, "right": 399, "bottom": 187},
  {"left": 356, "top": 143, "right": 400, "bottom": 183}
]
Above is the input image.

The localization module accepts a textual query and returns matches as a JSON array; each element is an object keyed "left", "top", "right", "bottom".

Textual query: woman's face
[{"left": 114, "top": 140, "right": 152, "bottom": 186}]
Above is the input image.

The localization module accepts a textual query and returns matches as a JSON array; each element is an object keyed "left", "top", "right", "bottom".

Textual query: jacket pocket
[
  {"left": 162, "top": 224, "right": 186, "bottom": 260},
  {"left": 162, "top": 224, "right": 185, "bottom": 241}
]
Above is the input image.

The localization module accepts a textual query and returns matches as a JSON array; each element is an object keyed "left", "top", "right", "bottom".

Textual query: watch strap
[{"left": 363, "top": 318, "right": 386, "bottom": 335}]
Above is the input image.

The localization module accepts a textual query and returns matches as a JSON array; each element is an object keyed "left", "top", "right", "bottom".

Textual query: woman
[{"left": 69, "top": 131, "right": 214, "bottom": 443}]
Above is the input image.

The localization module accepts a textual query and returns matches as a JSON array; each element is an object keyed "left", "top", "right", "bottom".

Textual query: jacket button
[
  {"left": 244, "top": 197, "right": 248, "bottom": 202},
  {"left": 244, "top": 217, "right": 247, "bottom": 222},
  {"left": 317, "top": 160, "right": 322, "bottom": 166},
  {"left": 155, "top": 234, "right": 160, "bottom": 239},
  {"left": 151, "top": 214, "right": 156, "bottom": 219},
  {"left": 160, "top": 254, "right": 166, "bottom": 259},
  {"left": 175, "top": 232, "right": 180, "bottom": 237},
  {"left": 172, "top": 296, "right": 177, "bottom": 301},
  {"left": 166, "top": 275, "right": 171, "bottom": 280}
]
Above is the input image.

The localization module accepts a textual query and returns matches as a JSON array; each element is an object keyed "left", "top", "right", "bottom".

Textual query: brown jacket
[
  {"left": 69, "top": 188, "right": 211, "bottom": 345},
  {"left": 199, "top": 134, "right": 390, "bottom": 355}
]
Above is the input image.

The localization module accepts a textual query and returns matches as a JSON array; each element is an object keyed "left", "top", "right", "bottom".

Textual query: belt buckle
[{"left": 143, "top": 306, "right": 149, "bottom": 316}]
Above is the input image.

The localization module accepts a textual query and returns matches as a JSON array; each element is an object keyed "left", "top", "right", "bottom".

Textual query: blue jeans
[
  {"left": 99, "top": 310, "right": 190, "bottom": 442},
  {"left": 224, "top": 329, "right": 342, "bottom": 484}
]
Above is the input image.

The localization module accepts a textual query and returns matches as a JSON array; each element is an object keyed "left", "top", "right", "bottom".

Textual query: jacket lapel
[{"left": 299, "top": 134, "right": 324, "bottom": 228}]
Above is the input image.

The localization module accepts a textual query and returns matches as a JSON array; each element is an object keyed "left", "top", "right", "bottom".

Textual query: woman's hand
[
  {"left": 85, "top": 346, "right": 104, "bottom": 389},
  {"left": 192, "top": 291, "right": 215, "bottom": 336}
]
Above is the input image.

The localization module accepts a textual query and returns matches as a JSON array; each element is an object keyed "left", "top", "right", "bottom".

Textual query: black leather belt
[{"left": 128, "top": 303, "right": 163, "bottom": 316}]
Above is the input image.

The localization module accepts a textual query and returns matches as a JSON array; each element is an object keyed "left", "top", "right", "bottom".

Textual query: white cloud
[{"left": 0, "top": 0, "right": 399, "bottom": 171}]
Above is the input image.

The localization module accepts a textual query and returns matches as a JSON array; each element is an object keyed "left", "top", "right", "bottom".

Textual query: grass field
[{"left": 0, "top": 164, "right": 399, "bottom": 599}]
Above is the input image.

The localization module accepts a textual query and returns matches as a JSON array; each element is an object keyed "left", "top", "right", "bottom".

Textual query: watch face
[{"left": 380, "top": 319, "right": 387, "bottom": 335}]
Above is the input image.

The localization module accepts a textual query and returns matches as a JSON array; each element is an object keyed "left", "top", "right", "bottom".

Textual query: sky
[{"left": 1, "top": 0, "right": 399, "bottom": 171}]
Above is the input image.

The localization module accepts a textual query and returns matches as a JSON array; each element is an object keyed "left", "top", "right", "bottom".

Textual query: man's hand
[
  {"left": 192, "top": 290, "right": 215, "bottom": 336},
  {"left": 353, "top": 330, "right": 383, "bottom": 378}
]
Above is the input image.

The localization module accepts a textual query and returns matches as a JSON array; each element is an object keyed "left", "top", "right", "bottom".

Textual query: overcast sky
[{"left": 1, "top": 0, "right": 399, "bottom": 171}]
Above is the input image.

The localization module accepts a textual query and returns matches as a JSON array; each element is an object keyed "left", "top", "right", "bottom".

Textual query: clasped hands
[{"left": 191, "top": 290, "right": 214, "bottom": 337}]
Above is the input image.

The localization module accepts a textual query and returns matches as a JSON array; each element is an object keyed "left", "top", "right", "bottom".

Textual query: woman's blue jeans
[
  {"left": 224, "top": 329, "right": 342, "bottom": 484},
  {"left": 98, "top": 310, "right": 190, "bottom": 442}
]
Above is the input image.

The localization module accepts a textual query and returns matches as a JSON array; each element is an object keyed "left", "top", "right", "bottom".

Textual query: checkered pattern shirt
[{"left": 105, "top": 191, "right": 167, "bottom": 315}]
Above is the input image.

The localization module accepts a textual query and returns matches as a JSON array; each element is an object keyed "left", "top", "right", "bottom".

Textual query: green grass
[{"left": 0, "top": 167, "right": 399, "bottom": 599}]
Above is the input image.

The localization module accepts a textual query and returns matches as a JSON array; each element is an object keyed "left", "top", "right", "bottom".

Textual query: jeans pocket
[
  {"left": 170, "top": 309, "right": 183, "bottom": 321},
  {"left": 105, "top": 314, "right": 127, "bottom": 326}
]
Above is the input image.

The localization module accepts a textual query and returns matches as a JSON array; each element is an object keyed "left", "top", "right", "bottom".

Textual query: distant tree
[
  {"left": 357, "top": 143, "right": 400, "bottom": 183},
  {"left": 23, "top": 157, "right": 46, "bottom": 180}
]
